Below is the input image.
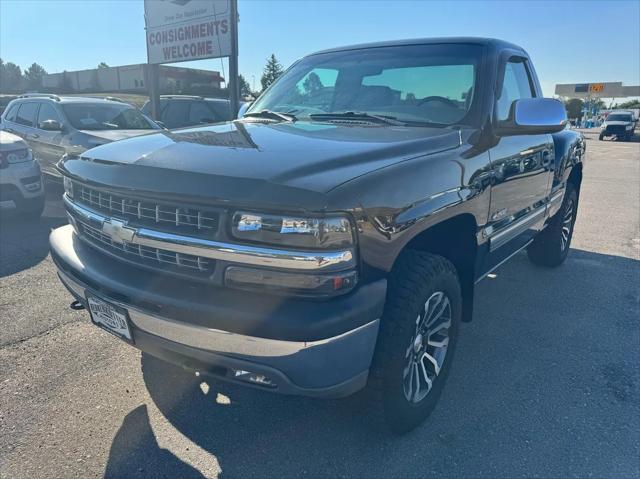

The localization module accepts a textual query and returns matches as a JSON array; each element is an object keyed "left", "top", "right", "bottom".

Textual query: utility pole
[
  {"left": 146, "top": 64, "right": 161, "bottom": 121},
  {"left": 229, "top": 0, "right": 240, "bottom": 118}
]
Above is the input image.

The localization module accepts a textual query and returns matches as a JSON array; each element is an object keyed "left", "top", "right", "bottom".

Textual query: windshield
[
  {"left": 248, "top": 43, "right": 483, "bottom": 127},
  {"left": 62, "top": 103, "right": 158, "bottom": 130},
  {"left": 606, "top": 114, "right": 632, "bottom": 122}
]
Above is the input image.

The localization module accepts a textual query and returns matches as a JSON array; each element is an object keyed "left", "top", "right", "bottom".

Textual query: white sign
[{"left": 144, "top": 0, "right": 231, "bottom": 64}]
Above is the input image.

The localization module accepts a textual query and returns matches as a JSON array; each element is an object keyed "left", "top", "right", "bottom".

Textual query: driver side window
[{"left": 497, "top": 59, "right": 535, "bottom": 121}]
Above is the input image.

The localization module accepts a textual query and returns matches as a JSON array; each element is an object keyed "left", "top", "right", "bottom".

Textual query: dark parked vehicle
[
  {"left": 141, "top": 95, "right": 243, "bottom": 129},
  {"left": 51, "top": 38, "right": 584, "bottom": 433},
  {"left": 0, "top": 94, "right": 160, "bottom": 178},
  {"left": 599, "top": 112, "right": 635, "bottom": 141}
]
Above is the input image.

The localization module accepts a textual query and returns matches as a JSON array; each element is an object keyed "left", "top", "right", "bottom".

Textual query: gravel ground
[{"left": 0, "top": 130, "right": 638, "bottom": 478}]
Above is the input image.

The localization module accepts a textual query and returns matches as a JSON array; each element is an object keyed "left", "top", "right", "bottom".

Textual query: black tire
[
  {"left": 527, "top": 185, "right": 578, "bottom": 267},
  {"left": 22, "top": 196, "right": 45, "bottom": 219},
  {"left": 366, "top": 251, "right": 461, "bottom": 434},
  {"left": 598, "top": 132, "right": 604, "bottom": 141}
]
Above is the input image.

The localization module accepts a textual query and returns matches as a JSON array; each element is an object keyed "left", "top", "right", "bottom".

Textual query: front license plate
[{"left": 86, "top": 293, "right": 133, "bottom": 342}]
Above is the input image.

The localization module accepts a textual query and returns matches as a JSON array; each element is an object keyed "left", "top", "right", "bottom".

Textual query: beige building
[{"left": 42, "top": 64, "right": 224, "bottom": 93}]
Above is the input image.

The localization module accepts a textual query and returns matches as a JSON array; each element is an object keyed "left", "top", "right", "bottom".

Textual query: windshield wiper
[
  {"left": 309, "top": 111, "right": 405, "bottom": 126},
  {"left": 243, "top": 110, "right": 297, "bottom": 122}
]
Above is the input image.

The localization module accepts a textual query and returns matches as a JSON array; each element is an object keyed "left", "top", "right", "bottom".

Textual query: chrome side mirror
[
  {"left": 237, "top": 102, "right": 251, "bottom": 118},
  {"left": 40, "top": 119, "right": 63, "bottom": 131},
  {"left": 497, "top": 98, "right": 567, "bottom": 136}
]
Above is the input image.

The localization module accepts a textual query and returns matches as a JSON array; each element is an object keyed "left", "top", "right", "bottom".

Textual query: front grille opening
[
  {"left": 78, "top": 221, "right": 214, "bottom": 278},
  {"left": 74, "top": 182, "right": 219, "bottom": 238}
]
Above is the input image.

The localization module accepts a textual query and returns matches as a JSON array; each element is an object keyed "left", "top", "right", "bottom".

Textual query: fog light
[
  {"left": 24, "top": 181, "right": 41, "bottom": 192},
  {"left": 233, "top": 369, "right": 276, "bottom": 388},
  {"left": 225, "top": 266, "right": 357, "bottom": 296},
  {"left": 63, "top": 176, "right": 74, "bottom": 198}
]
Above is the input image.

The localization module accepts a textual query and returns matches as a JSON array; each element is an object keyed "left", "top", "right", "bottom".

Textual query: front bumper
[
  {"left": 50, "top": 225, "right": 386, "bottom": 397},
  {"left": 0, "top": 159, "right": 44, "bottom": 210},
  {"left": 602, "top": 127, "right": 632, "bottom": 137}
]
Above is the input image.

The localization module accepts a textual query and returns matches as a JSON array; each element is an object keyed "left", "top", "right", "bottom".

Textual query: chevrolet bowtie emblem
[{"left": 102, "top": 219, "right": 136, "bottom": 244}]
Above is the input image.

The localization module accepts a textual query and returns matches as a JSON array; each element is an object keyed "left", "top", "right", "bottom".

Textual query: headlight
[
  {"left": 232, "top": 212, "right": 354, "bottom": 249},
  {"left": 63, "top": 176, "right": 74, "bottom": 198},
  {"left": 626, "top": 124, "right": 633, "bottom": 130},
  {"left": 3, "top": 148, "right": 31, "bottom": 164}
]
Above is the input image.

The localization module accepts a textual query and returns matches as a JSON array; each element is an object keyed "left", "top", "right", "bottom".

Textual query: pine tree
[
  {"left": 23, "top": 63, "right": 47, "bottom": 91},
  {"left": 260, "top": 54, "right": 283, "bottom": 92},
  {"left": 238, "top": 74, "right": 252, "bottom": 97}
]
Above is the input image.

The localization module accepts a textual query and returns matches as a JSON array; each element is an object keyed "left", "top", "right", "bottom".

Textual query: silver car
[
  {"left": 1, "top": 94, "right": 161, "bottom": 179},
  {"left": 0, "top": 131, "right": 45, "bottom": 217}
]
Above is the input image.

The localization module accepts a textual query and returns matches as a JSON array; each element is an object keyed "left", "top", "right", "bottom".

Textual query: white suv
[{"left": 0, "top": 131, "right": 45, "bottom": 218}]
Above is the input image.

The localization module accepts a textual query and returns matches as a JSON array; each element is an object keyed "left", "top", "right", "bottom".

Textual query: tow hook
[{"left": 70, "top": 300, "right": 85, "bottom": 311}]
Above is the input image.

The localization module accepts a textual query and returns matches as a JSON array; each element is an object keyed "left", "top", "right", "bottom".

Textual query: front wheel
[
  {"left": 527, "top": 185, "right": 578, "bottom": 267},
  {"left": 22, "top": 196, "right": 45, "bottom": 219},
  {"left": 367, "top": 251, "right": 461, "bottom": 434},
  {"left": 598, "top": 132, "right": 604, "bottom": 141}
]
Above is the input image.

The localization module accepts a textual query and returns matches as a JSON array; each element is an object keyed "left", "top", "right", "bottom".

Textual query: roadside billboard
[
  {"left": 555, "top": 82, "right": 623, "bottom": 98},
  {"left": 144, "top": 0, "right": 231, "bottom": 64}
]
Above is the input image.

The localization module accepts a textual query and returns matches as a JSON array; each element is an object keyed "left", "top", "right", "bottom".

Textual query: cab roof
[{"left": 309, "top": 37, "right": 525, "bottom": 56}]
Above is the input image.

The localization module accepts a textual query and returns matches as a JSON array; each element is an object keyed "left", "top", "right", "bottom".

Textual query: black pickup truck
[{"left": 50, "top": 38, "right": 584, "bottom": 433}]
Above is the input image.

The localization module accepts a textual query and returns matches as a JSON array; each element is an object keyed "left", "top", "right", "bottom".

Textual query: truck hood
[
  {"left": 62, "top": 120, "right": 462, "bottom": 211},
  {"left": 79, "top": 129, "right": 159, "bottom": 142}
]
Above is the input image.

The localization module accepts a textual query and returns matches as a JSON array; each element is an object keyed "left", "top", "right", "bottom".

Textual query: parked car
[
  {"left": 141, "top": 95, "right": 246, "bottom": 129},
  {"left": 599, "top": 111, "right": 636, "bottom": 141},
  {"left": 0, "top": 94, "right": 161, "bottom": 178},
  {"left": 50, "top": 38, "right": 584, "bottom": 433},
  {"left": 0, "top": 130, "right": 45, "bottom": 217}
]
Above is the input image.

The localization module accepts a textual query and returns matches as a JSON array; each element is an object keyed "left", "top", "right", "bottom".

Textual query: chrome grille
[
  {"left": 74, "top": 182, "right": 219, "bottom": 237},
  {"left": 77, "top": 221, "right": 214, "bottom": 276}
]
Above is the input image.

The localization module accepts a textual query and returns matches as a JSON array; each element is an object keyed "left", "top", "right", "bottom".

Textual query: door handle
[
  {"left": 4, "top": 128, "right": 14, "bottom": 133},
  {"left": 27, "top": 133, "right": 40, "bottom": 139}
]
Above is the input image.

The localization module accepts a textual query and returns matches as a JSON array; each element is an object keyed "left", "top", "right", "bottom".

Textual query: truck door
[{"left": 484, "top": 57, "right": 554, "bottom": 263}]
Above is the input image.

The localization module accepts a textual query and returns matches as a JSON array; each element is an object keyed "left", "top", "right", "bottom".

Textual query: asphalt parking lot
[{"left": 0, "top": 130, "right": 638, "bottom": 479}]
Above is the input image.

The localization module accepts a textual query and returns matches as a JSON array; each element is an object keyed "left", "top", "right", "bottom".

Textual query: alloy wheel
[
  {"left": 561, "top": 199, "right": 575, "bottom": 251},
  {"left": 402, "top": 291, "right": 452, "bottom": 404}
]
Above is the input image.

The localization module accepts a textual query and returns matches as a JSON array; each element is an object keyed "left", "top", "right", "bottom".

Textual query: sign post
[
  {"left": 143, "top": 0, "right": 238, "bottom": 120},
  {"left": 228, "top": 0, "right": 239, "bottom": 119}
]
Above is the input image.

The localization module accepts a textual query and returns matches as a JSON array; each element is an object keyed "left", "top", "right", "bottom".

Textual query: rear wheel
[
  {"left": 527, "top": 185, "right": 577, "bottom": 267},
  {"left": 367, "top": 251, "right": 461, "bottom": 434},
  {"left": 598, "top": 132, "right": 604, "bottom": 140}
]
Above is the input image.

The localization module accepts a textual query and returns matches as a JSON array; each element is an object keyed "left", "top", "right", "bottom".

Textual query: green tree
[
  {"left": 97, "top": 62, "right": 109, "bottom": 69},
  {"left": 302, "top": 72, "right": 323, "bottom": 94},
  {"left": 260, "top": 54, "right": 283, "bottom": 91},
  {"left": 615, "top": 99, "right": 640, "bottom": 109},
  {"left": 23, "top": 63, "right": 47, "bottom": 91},
  {"left": 564, "top": 98, "right": 584, "bottom": 120},
  {"left": 0, "top": 59, "right": 24, "bottom": 93},
  {"left": 238, "top": 74, "right": 252, "bottom": 97}
]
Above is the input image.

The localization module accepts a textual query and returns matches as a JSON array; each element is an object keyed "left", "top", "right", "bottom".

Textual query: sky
[{"left": 1, "top": 0, "right": 639, "bottom": 98}]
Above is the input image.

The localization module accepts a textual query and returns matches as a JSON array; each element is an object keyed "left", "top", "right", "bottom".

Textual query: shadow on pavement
[
  {"left": 0, "top": 181, "right": 66, "bottom": 277},
  {"left": 127, "top": 248, "right": 639, "bottom": 477},
  {"left": 104, "top": 404, "right": 205, "bottom": 479}
]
